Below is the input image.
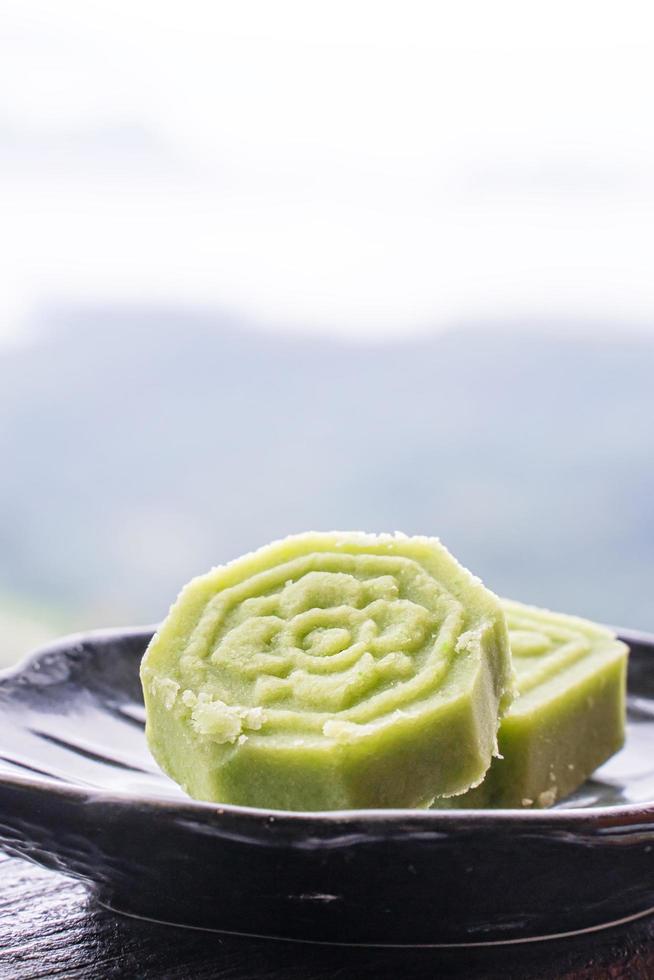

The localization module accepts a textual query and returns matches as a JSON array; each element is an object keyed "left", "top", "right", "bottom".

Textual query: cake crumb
[
  {"left": 538, "top": 788, "right": 557, "bottom": 807},
  {"left": 191, "top": 699, "right": 243, "bottom": 743},
  {"left": 243, "top": 706, "right": 266, "bottom": 731},
  {"left": 151, "top": 676, "right": 179, "bottom": 710}
]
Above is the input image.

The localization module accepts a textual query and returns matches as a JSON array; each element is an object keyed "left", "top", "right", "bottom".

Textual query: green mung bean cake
[
  {"left": 141, "top": 532, "right": 514, "bottom": 810},
  {"left": 433, "top": 599, "right": 628, "bottom": 809}
]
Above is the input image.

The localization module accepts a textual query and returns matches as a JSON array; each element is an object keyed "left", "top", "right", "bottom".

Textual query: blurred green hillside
[
  {"left": 0, "top": 596, "right": 64, "bottom": 667},
  {"left": 1, "top": 309, "right": 653, "bottom": 661}
]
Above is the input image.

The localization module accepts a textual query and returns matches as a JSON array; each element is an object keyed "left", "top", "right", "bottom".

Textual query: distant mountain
[{"left": 1, "top": 308, "right": 653, "bottom": 632}]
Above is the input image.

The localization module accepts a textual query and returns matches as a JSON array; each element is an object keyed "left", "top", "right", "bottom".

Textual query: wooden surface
[{"left": 1, "top": 850, "right": 654, "bottom": 979}]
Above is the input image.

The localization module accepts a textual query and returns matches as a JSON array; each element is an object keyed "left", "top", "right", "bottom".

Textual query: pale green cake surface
[
  {"left": 433, "top": 599, "right": 628, "bottom": 809},
  {"left": 141, "top": 531, "right": 514, "bottom": 810}
]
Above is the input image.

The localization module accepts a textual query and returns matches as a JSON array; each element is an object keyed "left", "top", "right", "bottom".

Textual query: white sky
[{"left": 2, "top": 1, "right": 654, "bottom": 340}]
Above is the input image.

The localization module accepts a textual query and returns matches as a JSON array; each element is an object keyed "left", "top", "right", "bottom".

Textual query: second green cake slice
[{"left": 433, "top": 599, "right": 628, "bottom": 809}]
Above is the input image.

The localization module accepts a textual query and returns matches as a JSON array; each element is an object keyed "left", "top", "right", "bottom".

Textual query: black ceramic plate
[{"left": 1, "top": 627, "right": 654, "bottom": 947}]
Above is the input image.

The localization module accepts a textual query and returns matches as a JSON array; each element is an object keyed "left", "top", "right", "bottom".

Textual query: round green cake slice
[
  {"left": 141, "top": 532, "right": 514, "bottom": 811},
  {"left": 433, "top": 598, "right": 629, "bottom": 809}
]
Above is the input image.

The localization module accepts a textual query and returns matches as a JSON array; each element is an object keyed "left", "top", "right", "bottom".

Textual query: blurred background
[{"left": 1, "top": 1, "right": 653, "bottom": 663}]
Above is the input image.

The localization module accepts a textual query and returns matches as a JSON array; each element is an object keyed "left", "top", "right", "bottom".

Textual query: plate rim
[{"left": 1, "top": 623, "right": 653, "bottom": 829}]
